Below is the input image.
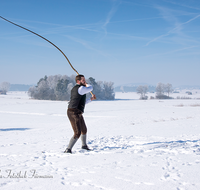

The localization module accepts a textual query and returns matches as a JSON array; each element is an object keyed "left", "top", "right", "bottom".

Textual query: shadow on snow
[
  {"left": 143, "top": 139, "right": 200, "bottom": 146},
  {"left": 0, "top": 128, "right": 31, "bottom": 131}
]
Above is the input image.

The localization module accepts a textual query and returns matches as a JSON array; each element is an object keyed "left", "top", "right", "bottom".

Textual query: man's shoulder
[
  {"left": 71, "top": 85, "right": 82, "bottom": 95},
  {"left": 72, "top": 84, "right": 81, "bottom": 89}
]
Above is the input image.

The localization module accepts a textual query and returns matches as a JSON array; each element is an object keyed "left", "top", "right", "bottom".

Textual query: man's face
[{"left": 79, "top": 77, "right": 86, "bottom": 86}]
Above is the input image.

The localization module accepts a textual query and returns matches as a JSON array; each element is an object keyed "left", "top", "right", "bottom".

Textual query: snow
[{"left": 1, "top": 91, "right": 200, "bottom": 190}]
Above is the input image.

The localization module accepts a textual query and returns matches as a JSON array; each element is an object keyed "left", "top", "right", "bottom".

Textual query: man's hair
[{"left": 75, "top": 74, "right": 84, "bottom": 82}]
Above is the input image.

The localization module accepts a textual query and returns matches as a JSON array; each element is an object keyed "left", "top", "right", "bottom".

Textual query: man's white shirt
[{"left": 78, "top": 84, "right": 93, "bottom": 104}]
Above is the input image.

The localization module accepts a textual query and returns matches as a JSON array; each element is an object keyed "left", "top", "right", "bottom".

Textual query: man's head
[{"left": 76, "top": 74, "right": 86, "bottom": 86}]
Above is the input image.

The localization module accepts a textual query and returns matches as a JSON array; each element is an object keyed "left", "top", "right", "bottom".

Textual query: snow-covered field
[{"left": 1, "top": 91, "right": 200, "bottom": 190}]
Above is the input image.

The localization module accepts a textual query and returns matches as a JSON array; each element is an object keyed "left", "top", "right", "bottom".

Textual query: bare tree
[
  {"left": 165, "top": 83, "right": 173, "bottom": 97},
  {"left": 156, "top": 83, "right": 165, "bottom": 96},
  {"left": 103, "top": 81, "right": 115, "bottom": 100},
  {"left": 0, "top": 82, "right": 10, "bottom": 94},
  {"left": 137, "top": 86, "right": 144, "bottom": 98},
  {"left": 156, "top": 82, "right": 173, "bottom": 99},
  {"left": 137, "top": 85, "right": 148, "bottom": 99}
]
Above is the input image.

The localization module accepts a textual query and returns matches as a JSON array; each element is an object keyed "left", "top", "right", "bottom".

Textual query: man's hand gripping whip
[{"left": 0, "top": 16, "right": 95, "bottom": 97}]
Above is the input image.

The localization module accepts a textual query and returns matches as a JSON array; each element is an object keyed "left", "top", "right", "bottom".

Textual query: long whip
[{"left": 0, "top": 16, "right": 95, "bottom": 96}]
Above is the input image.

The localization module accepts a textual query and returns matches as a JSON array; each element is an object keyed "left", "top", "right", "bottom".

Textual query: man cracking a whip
[
  {"left": 64, "top": 75, "right": 96, "bottom": 154},
  {"left": 0, "top": 16, "right": 96, "bottom": 154}
]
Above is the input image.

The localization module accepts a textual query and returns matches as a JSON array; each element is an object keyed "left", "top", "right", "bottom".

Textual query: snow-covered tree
[
  {"left": 103, "top": 81, "right": 115, "bottom": 100},
  {"left": 156, "top": 82, "right": 173, "bottom": 99},
  {"left": 165, "top": 83, "right": 173, "bottom": 97},
  {"left": 55, "top": 79, "right": 70, "bottom": 100},
  {"left": 0, "top": 82, "right": 10, "bottom": 94},
  {"left": 28, "top": 75, "right": 115, "bottom": 101},
  {"left": 137, "top": 85, "right": 148, "bottom": 99},
  {"left": 88, "top": 77, "right": 103, "bottom": 99},
  {"left": 156, "top": 83, "right": 165, "bottom": 96}
]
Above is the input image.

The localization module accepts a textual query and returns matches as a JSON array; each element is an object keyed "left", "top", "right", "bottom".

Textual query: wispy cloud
[
  {"left": 182, "top": 14, "right": 200, "bottom": 25},
  {"left": 102, "top": 0, "right": 121, "bottom": 35},
  {"left": 2, "top": 16, "right": 149, "bottom": 46},
  {"left": 4, "top": 17, "right": 104, "bottom": 37},
  {"left": 143, "top": 45, "right": 199, "bottom": 58},
  {"left": 145, "top": 4, "right": 200, "bottom": 47},
  {"left": 160, "top": 45, "right": 198, "bottom": 55},
  {"left": 64, "top": 35, "right": 108, "bottom": 56},
  {"left": 107, "top": 31, "right": 149, "bottom": 41},
  {"left": 110, "top": 16, "right": 162, "bottom": 23},
  {"left": 163, "top": 0, "right": 200, "bottom": 11},
  {"left": 155, "top": 5, "right": 180, "bottom": 24}
]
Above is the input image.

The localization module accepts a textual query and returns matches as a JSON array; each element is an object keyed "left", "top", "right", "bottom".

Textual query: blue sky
[{"left": 0, "top": 0, "right": 200, "bottom": 86}]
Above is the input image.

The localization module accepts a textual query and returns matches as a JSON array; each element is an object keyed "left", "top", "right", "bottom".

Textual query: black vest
[{"left": 68, "top": 85, "right": 86, "bottom": 113}]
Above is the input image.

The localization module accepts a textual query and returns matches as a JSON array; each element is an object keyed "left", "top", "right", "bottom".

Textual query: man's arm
[
  {"left": 78, "top": 84, "right": 93, "bottom": 95},
  {"left": 85, "top": 94, "right": 96, "bottom": 104},
  {"left": 78, "top": 84, "right": 96, "bottom": 104}
]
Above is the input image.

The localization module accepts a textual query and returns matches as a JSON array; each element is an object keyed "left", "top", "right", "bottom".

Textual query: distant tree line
[
  {"left": 137, "top": 83, "right": 173, "bottom": 99},
  {"left": 28, "top": 75, "right": 115, "bottom": 101}
]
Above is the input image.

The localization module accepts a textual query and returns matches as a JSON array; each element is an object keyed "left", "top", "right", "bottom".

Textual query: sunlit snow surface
[{"left": 0, "top": 91, "right": 200, "bottom": 190}]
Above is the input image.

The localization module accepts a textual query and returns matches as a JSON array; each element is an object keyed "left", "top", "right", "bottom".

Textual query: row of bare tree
[
  {"left": 156, "top": 83, "right": 173, "bottom": 99},
  {"left": 137, "top": 83, "right": 173, "bottom": 99}
]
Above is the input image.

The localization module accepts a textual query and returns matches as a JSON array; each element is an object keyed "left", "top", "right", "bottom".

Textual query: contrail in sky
[{"left": 145, "top": 14, "right": 200, "bottom": 46}]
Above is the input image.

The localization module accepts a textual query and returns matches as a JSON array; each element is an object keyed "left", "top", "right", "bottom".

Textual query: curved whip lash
[
  {"left": 0, "top": 16, "right": 95, "bottom": 97},
  {"left": 0, "top": 16, "right": 79, "bottom": 75}
]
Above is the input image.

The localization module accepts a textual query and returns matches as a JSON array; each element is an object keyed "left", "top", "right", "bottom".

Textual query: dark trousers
[{"left": 67, "top": 108, "right": 87, "bottom": 139}]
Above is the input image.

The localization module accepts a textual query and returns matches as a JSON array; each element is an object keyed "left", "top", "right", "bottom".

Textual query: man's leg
[
  {"left": 65, "top": 109, "right": 82, "bottom": 153},
  {"left": 67, "top": 136, "right": 78, "bottom": 149},
  {"left": 80, "top": 116, "right": 90, "bottom": 150},
  {"left": 81, "top": 134, "right": 87, "bottom": 146}
]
